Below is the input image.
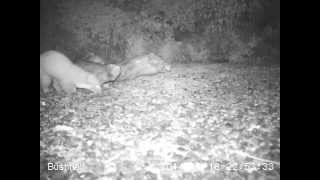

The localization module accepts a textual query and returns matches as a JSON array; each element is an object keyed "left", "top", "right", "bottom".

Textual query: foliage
[
  {"left": 40, "top": 0, "right": 279, "bottom": 64},
  {"left": 125, "top": 34, "right": 150, "bottom": 59},
  {"left": 56, "top": 0, "right": 131, "bottom": 61}
]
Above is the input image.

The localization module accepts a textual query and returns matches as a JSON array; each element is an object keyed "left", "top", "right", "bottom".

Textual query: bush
[
  {"left": 56, "top": 0, "right": 131, "bottom": 62},
  {"left": 41, "top": 0, "right": 176, "bottom": 63},
  {"left": 40, "top": 0, "right": 279, "bottom": 64},
  {"left": 125, "top": 34, "right": 150, "bottom": 59}
]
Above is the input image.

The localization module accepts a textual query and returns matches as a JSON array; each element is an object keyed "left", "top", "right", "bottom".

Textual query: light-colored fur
[
  {"left": 87, "top": 53, "right": 105, "bottom": 64},
  {"left": 75, "top": 61, "right": 121, "bottom": 85},
  {"left": 117, "top": 53, "right": 171, "bottom": 81},
  {"left": 40, "top": 50, "right": 101, "bottom": 94}
]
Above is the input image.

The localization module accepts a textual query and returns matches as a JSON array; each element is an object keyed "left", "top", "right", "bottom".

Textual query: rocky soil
[{"left": 40, "top": 63, "right": 280, "bottom": 180}]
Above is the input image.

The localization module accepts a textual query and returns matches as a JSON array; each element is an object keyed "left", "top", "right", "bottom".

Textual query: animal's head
[
  {"left": 92, "top": 64, "right": 121, "bottom": 84},
  {"left": 93, "top": 69, "right": 109, "bottom": 84},
  {"left": 88, "top": 55, "right": 105, "bottom": 64},
  {"left": 86, "top": 74, "right": 102, "bottom": 93},
  {"left": 148, "top": 53, "right": 171, "bottom": 72},
  {"left": 163, "top": 63, "right": 171, "bottom": 72},
  {"left": 106, "top": 64, "right": 121, "bottom": 81}
]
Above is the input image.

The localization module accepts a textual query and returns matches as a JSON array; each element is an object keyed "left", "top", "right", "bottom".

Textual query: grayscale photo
[{"left": 40, "top": 0, "right": 280, "bottom": 179}]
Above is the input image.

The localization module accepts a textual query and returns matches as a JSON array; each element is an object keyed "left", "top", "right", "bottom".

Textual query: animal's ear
[{"left": 107, "top": 64, "right": 121, "bottom": 80}]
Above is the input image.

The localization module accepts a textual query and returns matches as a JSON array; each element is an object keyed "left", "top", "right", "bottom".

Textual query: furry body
[
  {"left": 40, "top": 50, "right": 101, "bottom": 94},
  {"left": 116, "top": 53, "right": 171, "bottom": 81},
  {"left": 75, "top": 61, "right": 121, "bottom": 85},
  {"left": 86, "top": 54, "right": 105, "bottom": 64}
]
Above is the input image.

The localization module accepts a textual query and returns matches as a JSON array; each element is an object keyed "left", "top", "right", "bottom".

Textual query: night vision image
[{"left": 40, "top": 0, "right": 280, "bottom": 179}]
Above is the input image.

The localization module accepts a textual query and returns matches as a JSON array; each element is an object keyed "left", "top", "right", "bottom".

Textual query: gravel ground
[{"left": 40, "top": 63, "right": 280, "bottom": 180}]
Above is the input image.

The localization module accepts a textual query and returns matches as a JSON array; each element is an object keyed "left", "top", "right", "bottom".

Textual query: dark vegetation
[{"left": 40, "top": 0, "right": 280, "bottom": 64}]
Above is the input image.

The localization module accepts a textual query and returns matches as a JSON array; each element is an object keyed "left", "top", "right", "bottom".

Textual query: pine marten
[
  {"left": 40, "top": 50, "right": 101, "bottom": 94},
  {"left": 116, "top": 53, "right": 171, "bottom": 81},
  {"left": 75, "top": 61, "right": 121, "bottom": 85}
]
